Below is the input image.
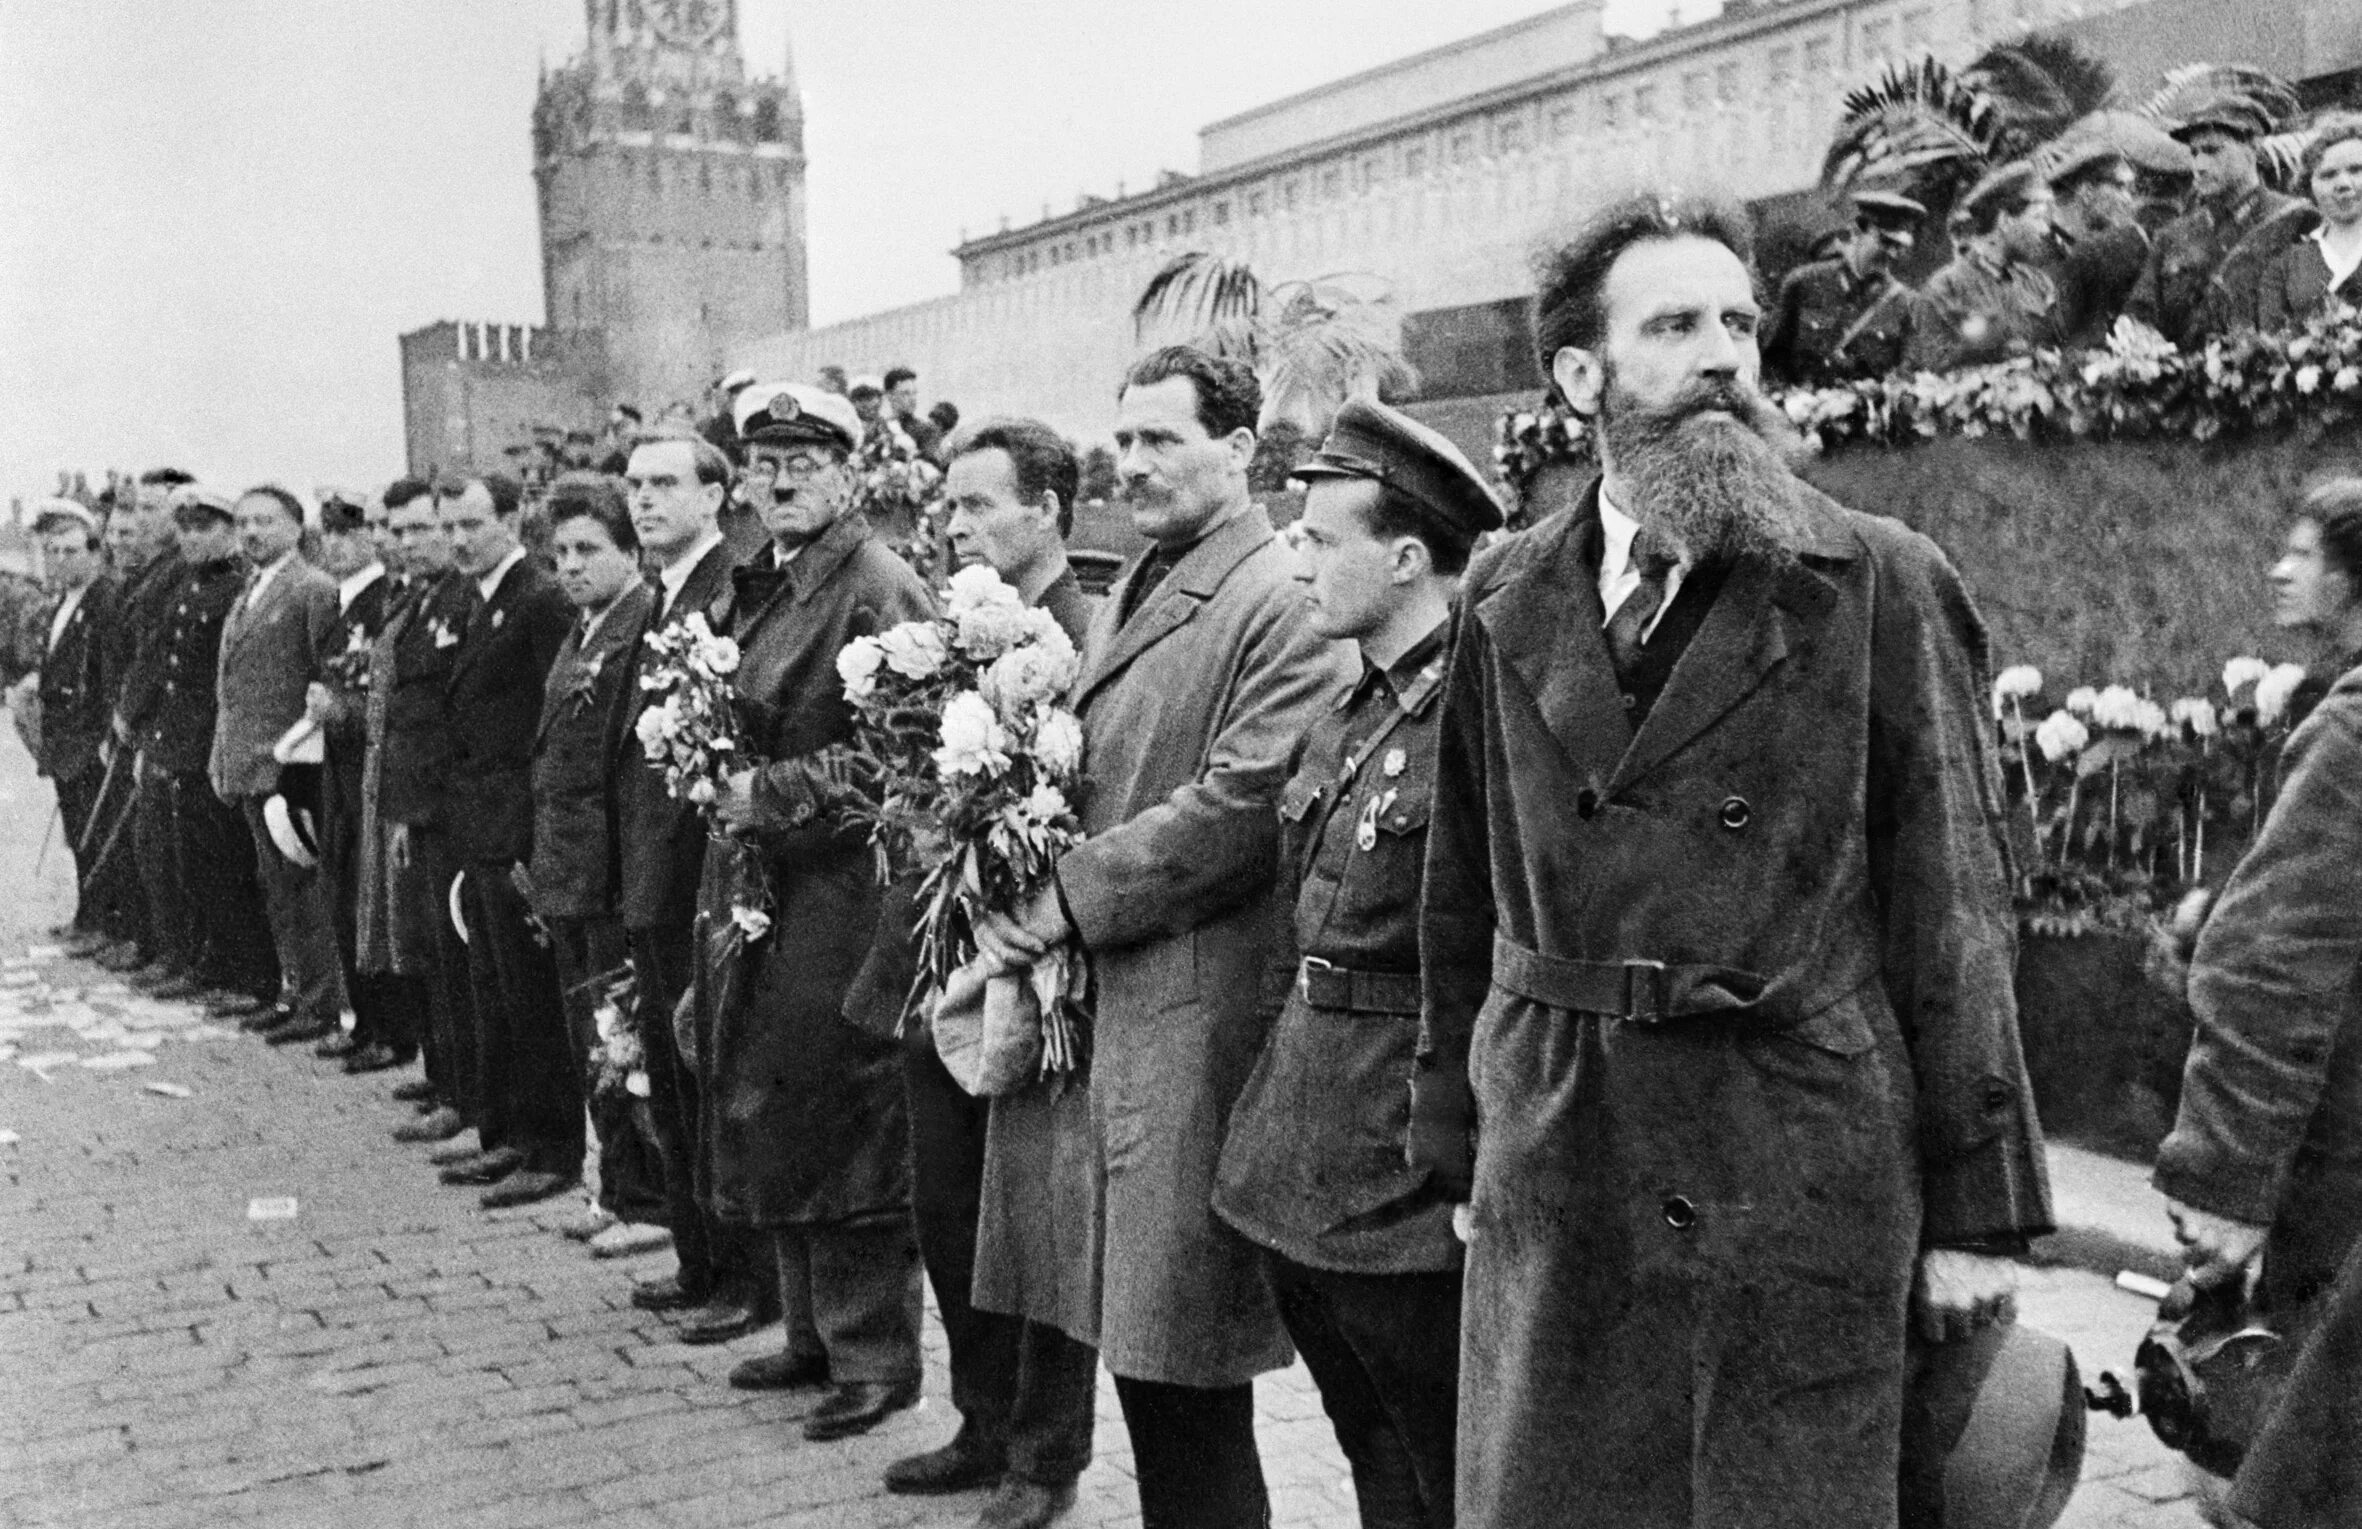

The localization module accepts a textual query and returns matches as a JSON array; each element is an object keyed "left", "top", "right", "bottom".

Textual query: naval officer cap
[
  {"left": 169, "top": 485, "right": 238, "bottom": 525},
  {"left": 1294, "top": 399, "right": 1505, "bottom": 545},
  {"left": 28, "top": 498, "right": 98, "bottom": 537},
  {"left": 733, "top": 382, "right": 863, "bottom": 454}
]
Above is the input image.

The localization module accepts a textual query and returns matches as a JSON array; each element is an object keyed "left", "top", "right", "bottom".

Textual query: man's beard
[{"left": 1596, "top": 368, "right": 1809, "bottom": 569}]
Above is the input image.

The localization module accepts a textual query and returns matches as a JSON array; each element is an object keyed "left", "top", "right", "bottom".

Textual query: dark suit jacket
[
  {"left": 210, "top": 554, "right": 341, "bottom": 801},
  {"left": 35, "top": 576, "right": 119, "bottom": 782},
  {"left": 140, "top": 556, "right": 245, "bottom": 775},
  {"left": 528, "top": 581, "right": 656, "bottom": 922},
  {"left": 321, "top": 573, "right": 391, "bottom": 828},
  {"left": 380, "top": 574, "right": 474, "bottom": 829},
  {"left": 110, "top": 551, "right": 183, "bottom": 741},
  {"left": 2256, "top": 236, "right": 2362, "bottom": 335},
  {"left": 617, "top": 538, "right": 741, "bottom": 933},
  {"left": 445, "top": 554, "right": 573, "bottom": 865}
]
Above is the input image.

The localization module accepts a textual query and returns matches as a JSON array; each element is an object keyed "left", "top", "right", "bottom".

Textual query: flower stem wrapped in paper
[{"left": 836, "top": 565, "right": 1089, "bottom": 1092}]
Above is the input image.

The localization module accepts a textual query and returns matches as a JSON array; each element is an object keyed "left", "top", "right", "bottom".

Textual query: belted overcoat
[{"left": 1418, "top": 476, "right": 2052, "bottom": 1529}]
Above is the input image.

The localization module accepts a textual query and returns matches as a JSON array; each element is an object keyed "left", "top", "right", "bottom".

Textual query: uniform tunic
[
  {"left": 1907, "top": 253, "right": 2062, "bottom": 372},
  {"left": 1215, "top": 623, "right": 1462, "bottom": 1275},
  {"left": 2126, "top": 182, "right": 2307, "bottom": 346},
  {"left": 1763, "top": 259, "right": 1918, "bottom": 386}
]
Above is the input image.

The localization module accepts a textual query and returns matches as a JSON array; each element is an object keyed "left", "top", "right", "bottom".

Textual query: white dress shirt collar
[
  {"left": 2311, "top": 222, "right": 2362, "bottom": 295},
  {"left": 246, "top": 549, "right": 297, "bottom": 611},
  {"left": 47, "top": 585, "right": 87, "bottom": 653},
  {"left": 337, "top": 562, "right": 385, "bottom": 614},
  {"left": 1596, "top": 484, "right": 1686, "bottom": 642},
  {"left": 656, "top": 529, "right": 726, "bottom": 615},
  {"left": 475, "top": 544, "right": 528, "bottom": 604}
]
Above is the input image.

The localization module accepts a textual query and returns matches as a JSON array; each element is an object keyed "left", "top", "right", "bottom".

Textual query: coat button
[
  {"left": 1719, "top": 796, "right": 1751, "bottom": 830},
  {"left": 1575, "top": 788, "right": 1599, "bottom": 819},
  {"left": 1620, "top": 693, "right": 1638, "bottom": 711},
  {"left": 1982, "top": 1083, "right": 2012, "bottom": 1114},
  {"left": 1662, "top": 1195, "right": 1697, "bottom": 1231}
]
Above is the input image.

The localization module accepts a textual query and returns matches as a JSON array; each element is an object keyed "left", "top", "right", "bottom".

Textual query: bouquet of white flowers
[
  {"left": 633, "top": 612, "right": 745, "bottom": 812},
  {"left": 585, "top": 969, "right": 650, "bottom": 1104},
  {"left": 836, "top": 565, "right": 1088, "bottom": 1081}
]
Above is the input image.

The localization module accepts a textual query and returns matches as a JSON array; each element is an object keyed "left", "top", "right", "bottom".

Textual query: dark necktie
[{"left": 1604, "top": 529, "right": 1677, "bottom": 682}]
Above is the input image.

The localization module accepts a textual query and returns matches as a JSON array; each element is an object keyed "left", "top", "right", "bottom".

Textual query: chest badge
[
  {"left": 1382, "top": 748, "right": 1407, "bottom": 778},
  {"left": 491, "top": 608, "right": 506, "bottom": 630}
]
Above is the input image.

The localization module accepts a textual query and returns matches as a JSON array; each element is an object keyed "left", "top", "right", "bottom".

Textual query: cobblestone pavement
[{"left": 0, "top": 746, "right": 2203, "bottom": 1529}]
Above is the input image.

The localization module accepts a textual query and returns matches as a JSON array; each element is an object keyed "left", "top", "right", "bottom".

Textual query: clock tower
[{"left": 532, "top": 0, "right": 809, "bottom": 412}]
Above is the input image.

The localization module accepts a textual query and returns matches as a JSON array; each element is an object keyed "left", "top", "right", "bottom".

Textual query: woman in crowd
[
  {"left": 2154, "top": 477, "right": 2362, "bottom": 1525},
  {"left": 2255, "top": 114, "right": 2362, "bottom": 331}
]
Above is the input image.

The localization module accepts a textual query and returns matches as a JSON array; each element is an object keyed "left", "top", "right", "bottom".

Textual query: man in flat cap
[
  {"left": 1213, "top": 399, "right": 1501, "bottom": 1529},
  {"left": 696, "top": 382, "right": 934, "bottom": 1439},
  {"left": 1909, "top": 163, "right": 2064, "bottom": 372},
  {"left": 2127, "top": 94, "right": 2306, "bottom": 346},
  {"left": 1417, "top": 193, "right": 2047, "bottom": 1528},
  {"left": 1763, "top": 188, "right": 1926, "bottom": 386},
  {"left": 2044, "top": 142, "right": 2152, "bottom": 349}
]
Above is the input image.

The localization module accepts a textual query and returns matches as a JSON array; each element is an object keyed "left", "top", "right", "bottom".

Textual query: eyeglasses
[{"left": 747, "top": 456, "right": 836, "bottom": 482}]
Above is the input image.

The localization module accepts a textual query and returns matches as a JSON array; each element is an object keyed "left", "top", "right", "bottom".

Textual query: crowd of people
[
  {"left": 9, "top": 160, "right": 2360, "bottom": 1529},
  {"left": 1764, "top": 89, "right": 2362, "bottom": 385}
]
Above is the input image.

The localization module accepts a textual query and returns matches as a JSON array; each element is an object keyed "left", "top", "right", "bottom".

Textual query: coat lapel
[
  {"left": 1474, "top": 482, "right": 1631, "bottom": 789},
  {"left": 1075, "top": 506, "right": 1272, "bottom": 708},
  {"left": 1609, "top": 493, "right": 1854, "bottom": 790}
]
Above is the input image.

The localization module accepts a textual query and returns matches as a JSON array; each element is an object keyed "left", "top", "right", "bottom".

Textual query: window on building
[
  {"left": 1602, "top": 94, "right": 1624, "bottom": 130},
  {"left": 647, "top": 155, "right": 661, "bottom": 191},
  {"left": 1247, "top": 189, "right": 1267, "bottom": 216},
  {"left": 676, "top": 110, "right": 695, "bottom": 138},
  {"left": 1804, "top": 37, "right": 1832, "bottom": 74},
  {"left": 1167, "top": 214, "right": 1181, "bottom": 236},
  {"left": 622, "top": 84, "right": 652, "bottom": 132},
  {"left": 1861, "top": 19, "right": 1893, "bottom": 63},
  {"left": 1283, "top": 178, "right": 1302, "bottom": 210},
  {"left": 1317, "top": 165, "right": 1341, "bottom": 199},
  {"left": 1769, "top": 46, "right": 1795, "bottom": 88},
  {"left": 1498, "top": 117, "right": 1527, "bottom": 153},
  {"left": 1549, "top": 105, "right": 1578, "bottom": 140},
  {"left": 1683, "top": 73, "right": 1709, "bottom": 112},
  {"left": 1212, "top": 200, "right": 1230, "bottom": 225},
  {"left": 753, "top": 97, "right": 782, "bottom": 142},
  {"left": 1635, "top": 85, "right": 1659, "bottom": 123},
  {"left": 1363, "top": 155, "right": 1385, "bottom": 188},
  {"left": 1716, "top": 62, "right": 1740, "bottom": 104},
  {"left": 1182, "top": 209, "right": 1197, "bottom": 233},
  {"left": 1903, "top": 7, "right": 1932, "bottom": 48},
  {"left": 1405, "top": 144, "right": 1428, "bottom": 177},
  {"left": 699, "top": 160, "right": 711, "bottom": 194}
]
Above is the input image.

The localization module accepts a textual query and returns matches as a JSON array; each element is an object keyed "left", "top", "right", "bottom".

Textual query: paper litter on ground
[
  {"left": 247, "top": 1197, "right": 299, "bottom": 1221},
  {"left": 23, "top": 945, "right": 63, "bottom": 961},
  {"left": 0, "top": 1130, "right": 18, "bottom": 1146},
  {"left": 17, "top": 1051, "right": 79, "bottom": 1072},
  {"left": 143, "top": 1081, "right": 193, "bottom": 1099}
]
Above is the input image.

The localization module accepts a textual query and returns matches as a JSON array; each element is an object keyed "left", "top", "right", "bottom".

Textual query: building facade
[
  {"left": 399, "top": 0, "right": 807, "bottom": 479},
  {"left": 733, "top": 0, "right": 2356, "bottom": 450}
]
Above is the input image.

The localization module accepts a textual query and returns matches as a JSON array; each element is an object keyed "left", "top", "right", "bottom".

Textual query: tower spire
[{"left": 780, "top": 23, "right": 801, "bottom": 100}]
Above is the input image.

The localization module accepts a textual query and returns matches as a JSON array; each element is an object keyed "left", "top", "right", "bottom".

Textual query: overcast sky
[{"left": 0, "top": 0, "right": 1700, "bottom": 503}]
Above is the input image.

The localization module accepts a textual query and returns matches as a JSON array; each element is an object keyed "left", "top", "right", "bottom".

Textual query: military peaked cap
[
  {"left": 1295, "top": 399, "right": 1505, "bottom": 545},
  {"left": 734, "top": 382, "right": 862, "bottom": 453}
]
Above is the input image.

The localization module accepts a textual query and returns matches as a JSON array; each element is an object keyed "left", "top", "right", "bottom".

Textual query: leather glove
[{"left": 1406, "top": 1056, "right": 1476, "bottom": 1200}]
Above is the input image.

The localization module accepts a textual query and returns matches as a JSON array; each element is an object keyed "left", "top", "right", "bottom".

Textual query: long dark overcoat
[
  {"left": 972, "top": 505, "right": 1354, "bottom": 1386},
  {"left": 526, "top": 582, "right": 654, "bottom": 922},
  {"left": 2158, "top": 663, "right": 2362, "bottom": 1311},
  {"left": 691, "top": 515, "right": 933, "bottom": 1230},
  {"left": 1419, "top": 477, "right": 2051, "bottom": 1529}
]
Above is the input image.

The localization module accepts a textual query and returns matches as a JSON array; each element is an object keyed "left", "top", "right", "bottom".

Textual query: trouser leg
[
  {"left": 181, "top": 777, "right": 275, "bottom": 998},
  {"left": 55, "top": 767, "right": 100, "bottom": 931},
  {"left": 77, "top": 756, "right": 143, "bottom": 946},
  {"left": 135, "top": 769, "right": 191, "bottom": 973},
  {"left": 1113, "top": 1374, "right": 1269, "bottom": 1529},
  {"left": 773, "top": 1215, "right": 923, "bottom": 1385},
  {"left": 461, "top": 862, "right": 582, "bottom": 1177},
  {"left": 632, "top": 925, "right": 748, "bottom": 1297},
  {"left": 905, "top": 1043, "right": 1012, "bottom": 1437},
  {"left": 240, "top": 797, "right": 342, "bottom": 1026},
  {"left": 1268, "top": 1254, "right": 1461, "bottom": 1529},
  {"left": 551, "top": 916, "right": 665, "bottom": 1222},
  {"left": 406, "top": 828, "right": 478, "bottom": 1122},
  {"left": 1004, "top": 1319, "right": 1100, "bottom": 1488}
]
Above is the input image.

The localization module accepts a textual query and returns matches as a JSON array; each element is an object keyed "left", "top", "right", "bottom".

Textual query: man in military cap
[
  {"left": 99, "top": 468, "right": 193, "bottom": 978},
  {"left": 1213, "top": 399, "right": 1501, "bottom": 1529},
  {"left": 1909, "top": 163, "right": 2065, "bottom": 372},
  {"left": 128, "top": 489, "right": 279, "bottom": 1014},
  {"left": 696, "top": 381, "right": 934, "bottom": 1440},
  {"left": 1763, "top": 188, "right": 1926, "bottom": 386},
  {"left": 2044, "top": 142, "right": 2152, "bottom": 349},
  {"left": 2126, "top": 94, "right": 2306, "bottom": 347}
]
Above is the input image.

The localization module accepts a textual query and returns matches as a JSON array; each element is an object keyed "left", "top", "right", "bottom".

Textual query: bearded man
[{"left": 1413, "top": 194, "right": 2052, "bottom": 1529}]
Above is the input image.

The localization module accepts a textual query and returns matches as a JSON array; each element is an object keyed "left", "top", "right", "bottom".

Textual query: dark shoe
[
  {"left": 390, "top": 1077, "right": 437, "bottom": 1104},
  {"left": 728, "top": 1350, "right": 831, "bottom": 1391},
  {"left": 675, "top": 1296, "right": 769, "bottom": 1346},
  {"left": 266, "top": 1018, "right": 338, "bottom": 1047},
  {"left": 629, "top": 1275, "right": 704, "bottom": 1312},
  {"left": 203, "top": 991, "right": 268, "bottom": 1018},
  {"left": 341, "top": 1043, "right": 406, "bottom": 1075},
  {"left": 240, "top": 1004, "right": 296, "bottom": 1034},
  {"left": 885, "top": 1428, "right": 1007, "bottom": 1495},
  {"left": 439, "top": 1147, "right": 523, "bottom": 1185},
  {"left": 480, "top": 1170, "right": 576, "bottom": 1209},
  {"left": 393, "top": 1107, "right": 465, "bottom": 1143},
  {"left": 977, "top": 1479, "right": 1077, "bottom": 1529},
  {"left": 92, "top": 941, "right": 145, "bottom": 971},
  {"left": 149, "top": 976, "right": 207, "bottom": 1001},
  {"left": 803, "top": 1379, "right": 920, "bottom": 1441},
  {"left": 313, "top": 1032, "right": 361, "bottom": 1059}
]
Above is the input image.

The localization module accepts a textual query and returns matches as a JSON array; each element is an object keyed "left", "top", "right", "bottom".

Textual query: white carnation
[
  {"left": 2033, "top": 709, "right": 2089, "bottom": 762},
  {"left": 877, "top": 620, "right": 949, "bottom": 680},
  {"left": 2063, "top": 686, "right": 2099, "bottom": 716},
  {"left": 1992, "top": 665, "right": 2042, "bottom": 703},
  {"left": 634, "top": 704, "right": 670, "bottom": 760},
  {"left": 837, "top": 636, "right": 886, "bottom": 703},
  {"left": 695, "top": 633, "right": 740, "bottom": 676},
  {"left": 2222, "top": 656, "right": 2271, "bottom": 695},
  {"left": 2255, "top": 662, "right": 2309, "bottom": 725},
  {"left": 935, "top": 691, "right": 1013, "bottom": 778},
  {"left": 2169, "top": 697, "right": 2219, "bottom": 738},
  {"left": 2089, "top": 684, "right": 2143, "bottom": 731}
]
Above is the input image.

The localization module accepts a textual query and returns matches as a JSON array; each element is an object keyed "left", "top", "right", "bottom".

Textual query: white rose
[
  {"left": 2222, "top": 656, "right": 2271, "bottom": 695},
  {"left": 2255, "top": 662, "right": 2309, "bottom": 725},
  {"left": 877, "top": 620, "right": 949, "bottom": 680},
  {"left": 2169, "top": 697, "right": 2219, "bottom": 738},
  {"left": 634, "top": 705, "right": 670, "bottom": 760},
  {"left": 2063, "top": 686, "right": 2099, "bottom": 716},
  {"left": 837, "top": 636, "right": 886, "bottom": 703},
  {"left": 1992, "top": 665, "right": 2042, "bottom": 701},
  {"left": 1029, "top": 708, "right": 1085, "bottom": 780},
  {"left": 2033, "top": 709, "right": 2089, "bottom": 762},
  {"left": 982, "top": 643, "right": 1080, "bottom": 717},
  {"left": 934, "top": 690, "right": 1012, "bottom": 778},
  {"left": 956, "top": 601, "right": 1035, "bottom": 662},
  {"left": 945, "top": 564, "right": 1021, "bottom": 619}
]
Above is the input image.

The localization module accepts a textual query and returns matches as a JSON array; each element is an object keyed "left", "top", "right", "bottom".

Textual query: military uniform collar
[{"left": 1350, "top": 619, "right": 1449, "bottom": 718}]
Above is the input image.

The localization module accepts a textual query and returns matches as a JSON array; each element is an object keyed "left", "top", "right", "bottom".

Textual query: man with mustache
[{"left": 1414, "top": 194, "right": 2050, "bottom": 1528}]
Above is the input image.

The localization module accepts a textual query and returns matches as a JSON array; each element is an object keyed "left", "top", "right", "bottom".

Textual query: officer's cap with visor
[
  {"left": 1293, "top": 399, "right": 1505, "bottom": 550},
  {"left": 733, "top": 383, "right": 863, "bottom": 457}
]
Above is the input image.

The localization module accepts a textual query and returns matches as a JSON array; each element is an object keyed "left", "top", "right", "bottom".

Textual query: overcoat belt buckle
[
  {"left": 1300, "top": 955, "right": 1336, "bottom": 1004},
  {"left": 1622, "top": 958, "right": 1670, "bottom": 1023}
]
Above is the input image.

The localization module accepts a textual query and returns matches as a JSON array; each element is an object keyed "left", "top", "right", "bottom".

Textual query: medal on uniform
[
  {"left": 1355, "top": 793, "right": 1382, "bottom": 851},
  {"left": 1382, "top": 748, "right": 1407, "bottom": 778}
]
